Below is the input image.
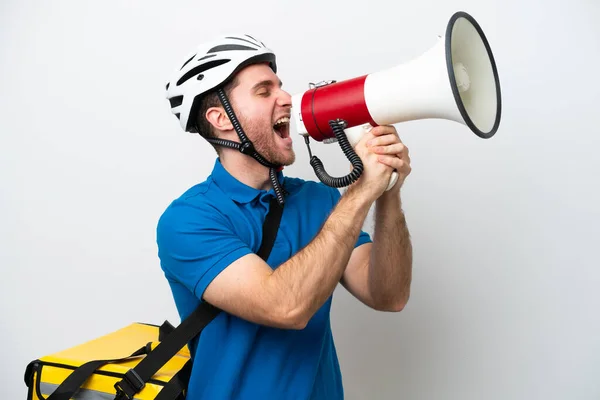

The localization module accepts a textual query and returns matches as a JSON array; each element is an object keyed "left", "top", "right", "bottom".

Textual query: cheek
[
  {"left": 239, "top": 106, "right": 266, "bottom": 125},
  {"left": 237, "top": 112, "right": 267, "bottom": 140},
  {"left": 232, "top": 99, "right": 274, "bottom": 134}
]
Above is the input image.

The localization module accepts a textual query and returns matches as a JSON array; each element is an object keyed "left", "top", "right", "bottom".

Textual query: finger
[
  {"left": 367, "top": 134, "right": 400, "bottom": 148},
  {"left": 356, "top": 131, "right": 377, "bottom": 147},
  {"left": 369, "top": 125, "right": 398, "bottom": 136},
  {"left": 371, "top": 142, "right": 407, "bottom": 157},
  {"left": 377, "top": 155, "right": 411, "bottom": 173}
]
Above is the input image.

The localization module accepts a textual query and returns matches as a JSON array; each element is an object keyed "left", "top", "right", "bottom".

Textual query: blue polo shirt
[{"left": 156, "top": 159, "right": 371, "bottom": 400}]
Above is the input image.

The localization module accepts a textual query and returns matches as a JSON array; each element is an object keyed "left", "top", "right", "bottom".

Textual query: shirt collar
[{"left": 210, "top": 158, "right": 285, "bottom": 204}]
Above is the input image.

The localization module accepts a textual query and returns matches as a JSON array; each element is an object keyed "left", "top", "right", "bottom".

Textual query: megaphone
[{"left": 291, "top": 11, "right": 501, "bottom": 191}]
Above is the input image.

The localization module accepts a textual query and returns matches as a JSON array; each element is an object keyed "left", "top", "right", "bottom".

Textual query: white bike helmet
[{"left": 165, "top": 34, "right": 277, "bottom": 133}]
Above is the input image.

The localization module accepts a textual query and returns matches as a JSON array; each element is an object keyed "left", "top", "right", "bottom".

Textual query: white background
[{"left": 2, "top": 0, "right": 599, "bottom": 399}]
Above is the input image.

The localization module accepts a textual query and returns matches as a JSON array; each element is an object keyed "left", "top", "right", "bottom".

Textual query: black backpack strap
[
  {"left": 44, "top": 346, "right": 148, "bottom": 400},
  {"left": 257, "top": 196, "right": 284, "bottom": 260},
  {"left": 114, "top": 194, "right": 285, "bottom": 399},
  {"left": 153, "top": 359, "right": 191, "bottom": 400},
  {"left": 114, "top": 304, "right": 221, "bottom": 399}
]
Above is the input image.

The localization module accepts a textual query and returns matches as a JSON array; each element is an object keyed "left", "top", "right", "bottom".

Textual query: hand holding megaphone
[
  {"left": 291, "top": 11, "right": 501, "bottom": 191},
  {"left": 343, "top": 123, "right": 399, "bottom": 192}
]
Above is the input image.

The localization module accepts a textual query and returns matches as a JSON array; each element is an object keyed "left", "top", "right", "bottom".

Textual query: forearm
[
  {"left": 269, "top": 188, "right": 372, "bottom": 327},
  {"left": 369, "top": 192, "right": 413, "bottom": 310}
]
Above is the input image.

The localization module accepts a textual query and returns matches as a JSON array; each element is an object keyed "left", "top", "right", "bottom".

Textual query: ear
[{"left": 205, "top": 106, "right": 233, "bottom": 132}]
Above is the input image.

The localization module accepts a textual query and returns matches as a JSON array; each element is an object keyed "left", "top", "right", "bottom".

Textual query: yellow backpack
[
  {"left": 24, "top": 305, "right": 219, "bottom": 400},
  {"left": 24, "top": 197, "right": 284, "bottom": 399},
  {"left": 25, "top": 322, "right": 190, "bottom": 399}
]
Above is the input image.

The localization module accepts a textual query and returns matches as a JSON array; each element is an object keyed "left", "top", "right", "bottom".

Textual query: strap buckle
[
  {"left": 239, "top": 140, "right": 255, "bottom": 155},
  {"left": 114, "top": 369, "right": 145, "bottom": 399}
]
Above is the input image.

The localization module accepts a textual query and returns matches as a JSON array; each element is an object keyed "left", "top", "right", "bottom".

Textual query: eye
[{"left": 257, "top": 89, "right": 270, "bottom": 97}]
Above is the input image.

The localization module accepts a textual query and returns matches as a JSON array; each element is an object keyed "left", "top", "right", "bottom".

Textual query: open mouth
[{"left": 273, "top": 117, "right": 290, "bottom": 139}]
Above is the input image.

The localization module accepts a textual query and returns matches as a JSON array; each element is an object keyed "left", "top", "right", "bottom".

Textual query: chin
[
  {"left": 283, "top": 148, "right": 296, "bottom": 165},
  {"left": 276, "top": 152, "right": 296, "bottom": 167}
]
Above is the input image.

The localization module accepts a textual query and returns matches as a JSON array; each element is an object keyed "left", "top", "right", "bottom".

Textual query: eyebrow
[{"left": 251, "top": 79, "right": 283, "bottom": 91}]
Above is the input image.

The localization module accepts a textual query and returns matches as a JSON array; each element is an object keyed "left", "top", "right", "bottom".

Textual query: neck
[{"left": 219, "top": 150, "right": 274, "bottom": 191}]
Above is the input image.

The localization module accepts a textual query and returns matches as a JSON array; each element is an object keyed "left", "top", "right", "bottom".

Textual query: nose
[{"left": 277, "top": 89, "right": 292, "bottom": 109}]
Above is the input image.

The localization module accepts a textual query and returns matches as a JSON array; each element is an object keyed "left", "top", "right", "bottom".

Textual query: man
[{"left": 157, "top": 34, "right": 413, "bottom": 399}]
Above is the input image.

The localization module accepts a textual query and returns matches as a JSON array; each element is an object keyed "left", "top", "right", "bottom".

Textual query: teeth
[{"left": 273, "top": 117, "right": 290, "bottom": 127}]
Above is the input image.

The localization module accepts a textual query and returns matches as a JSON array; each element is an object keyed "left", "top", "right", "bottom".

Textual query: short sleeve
[
  {"left": 156, "top": 201, "right": 252, "bottom": 300},
  {"left": 327, "top": 186, "right": 372, "bottom": 247}
]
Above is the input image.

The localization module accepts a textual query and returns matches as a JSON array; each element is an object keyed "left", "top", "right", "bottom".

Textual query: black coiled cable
[{"left": 307, "top": 120, "right": 364, "bottom": 188}]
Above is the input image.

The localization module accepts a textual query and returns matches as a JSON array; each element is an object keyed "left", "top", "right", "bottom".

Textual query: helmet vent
[
  {"left": 180, "top": 54, "right": 197, "bottom": 70},
  {"left": 197, "top": 54, "right": 217, "bottom": 62},
  {"left": 225, "top": 36, "right": 261, "bottom": 47},
  {"left": 176, "top": 59, "right": 230, "bottom": 86},
  {"left": 207, "top": 44, "right": 256, "bottom": 53},
  {"left": 169, "top": 95, "right": 183, "bottom": 108},
  {"left": 244, "top": 34, "right": 263, "bottom": 46}
]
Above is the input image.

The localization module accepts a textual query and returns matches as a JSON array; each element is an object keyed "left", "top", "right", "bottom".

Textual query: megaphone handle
[
  {"left": 344, "top": 124, "right": 398, "bottom": 192},
  {"left": 387, "top": 171, "right": 398, "bottom": 191}
]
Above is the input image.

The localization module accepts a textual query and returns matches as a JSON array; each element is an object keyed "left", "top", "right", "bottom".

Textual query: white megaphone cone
[{"left": 291, "top": 11, "right": 501, "bottom": 191}]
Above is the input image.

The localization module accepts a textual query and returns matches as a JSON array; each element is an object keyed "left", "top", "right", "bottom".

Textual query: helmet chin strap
[{"left": 204, "top": 88, "right": 286, "bottom": 206}]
